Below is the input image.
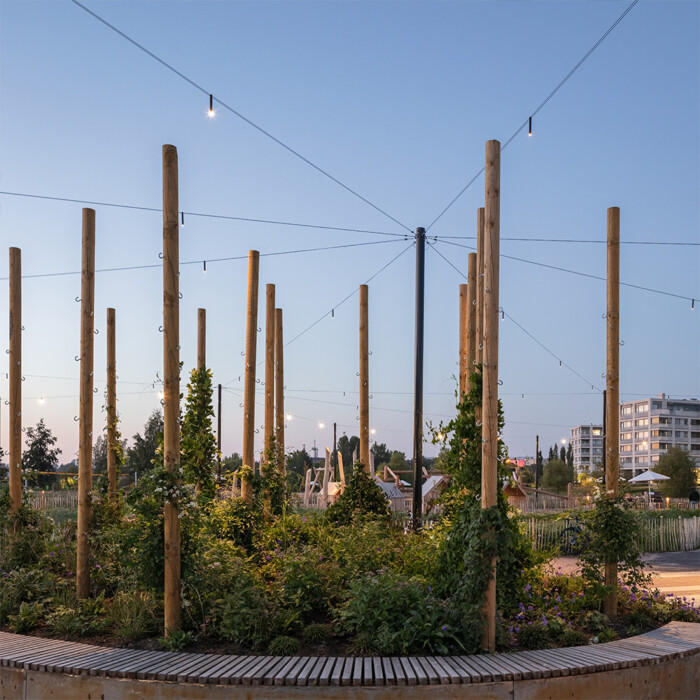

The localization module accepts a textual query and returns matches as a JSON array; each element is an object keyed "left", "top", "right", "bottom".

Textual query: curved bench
[{"left": 0, "top": 622, "right": 698, "bottom": 698}]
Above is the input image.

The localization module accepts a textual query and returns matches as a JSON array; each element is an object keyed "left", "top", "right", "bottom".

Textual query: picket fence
[
  {"left": 524, "top": 514, "right": 700, "bottom": 553},
  {"left": 27, "top": 491, "right": 78, "bottom": 510}
]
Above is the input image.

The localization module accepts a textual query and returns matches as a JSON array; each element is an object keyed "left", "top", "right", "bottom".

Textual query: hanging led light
[
  {"left": 203, "top": 260, "right": 207, "bottom": 273},
  {"left": 208, "top": 94, "right": 216, "bottom": 119},
  {"left": 318, "top": 421, "right": 325, "bottom": 429},
  {"left": 181, "top": 212, "right": 185, "bottom": 226},
  {"left": 286, "top": 413, "right": 292, "bottom": 421},
  {"left": 528, "top": 116, "right": 532, "bottom": 137}
]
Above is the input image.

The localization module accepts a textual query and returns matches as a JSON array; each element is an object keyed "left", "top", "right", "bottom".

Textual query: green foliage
[
  {"left": 561, "top": 627, "right": 588, "bottom": 647},
  {"left": 336, "top": 435, "right": 359, "bottom": 476},
  {"left": 205, "top": 497, "right": 261, "bottom": 550},
  {"left": 657, "top": 447, "right": 698, "bottom": 498},
  {"left": 108, "top": 591, "right": 159, "bottom": 640},
  {"left": 302, "top": 623, "right": 333, "bottom": 645},
  {"left": 47, "top": 593, "right": 108, "bottom": 637},
  {"left": 9, "top": 601, "right": 44, "bottom": 633},
  {"left": 541, "top": 459, "right": 574, "bottom": 493},
  {"left": 516, "top": 621, "right": 549, "bottom": 650},
  {"left": 579, "top": 495, "right": 651, "bottom": 597},
  {"left": 326, "top": 463, "right": 390, "bottom": 525},
  {"left": 338, "top": 571, "right": 476, "bottom": 655},
  {"left": 0, "top": 494, "right": 53, "bottom": 570},
  {"left": 285, "top": 449, "right": 312, "bottom": 491},
  {"left": 181, "top": 367, "right": 218, "bottom": 499},
  {"left": 158, "top": 630, "right": 195, "bottom": 651},
  {"left": 125, "top": 410, "right": 163, "bottom": 477},
  {"left": 268, "top": 635, "right": 300, "bottom": 655},
  {"left": 22, "top": 419, "right": 62, "bottom": 487}
]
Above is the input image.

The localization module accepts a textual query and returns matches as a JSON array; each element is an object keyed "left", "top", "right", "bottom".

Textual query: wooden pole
[
  {"left": 476, "top": 208, "right": 485, "bottom": 366},
  {"left": 217, "top": 383, "right": 222, "bottom": 479},
  {"left": 605, "top": 206, "right": 620, "bottom": 619},
  {"left": 8, "top": 247, "right": 22, "bottom": 514},
  {"left": 77, "top": 208, "right": 95, "bottom": 600},
  {"left": 197, "top": 308, "right": 206, "bottom": 370},
  {"left": 275, "top": 307, "right": 285, "bottom": 475},
  {"left": 242, "top": 251, "right": 260, "bottom": 502},
  {"left": 466, "top": 252, "right": 477, "bottom": 391},
  {"left": 162, "top": 144, "right": 181, "bottom": 633},
  {"left": 264, "top": 284, "right": 276, "bottom": 462},
  {"left": 359, "top": 284, "right": 370, "bottom": 469},
  {"left": 412, "top": 228, "right": 426, "bottom": 532},
  {"left": 459, "top": 284, "right": 468, "bottom": 398},
  {"left": 481, "top": 140, "right": 501, "bottom": 652},
  {"left": 106, "top": 307, "right": 117, "bottom": 499}
]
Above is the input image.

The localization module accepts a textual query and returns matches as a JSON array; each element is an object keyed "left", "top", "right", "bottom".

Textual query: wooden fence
[
  {"left": 523, "top": 514, "right": 700, "bottom": 553},
  {"left": 27, "top": 491, "right": 78, "bottom": 510}
]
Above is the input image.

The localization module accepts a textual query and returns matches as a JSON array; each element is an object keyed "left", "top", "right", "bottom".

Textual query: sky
[{"left": 0, "top": 0, "right": 698, "bottom": 466}]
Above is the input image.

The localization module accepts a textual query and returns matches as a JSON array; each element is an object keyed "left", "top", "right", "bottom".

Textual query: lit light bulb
[
  {"left": 207, "top": 94, "right": 216, "bottom": 119},
  {"left": 39, "top": 397, "right": 45, "bottom": 405},
  {"left": 318, "top": 422, "right": 325, "bottom": 429},
  {"left": 158, "top": 391, "right": 164, "bottom": 400},
  {"left": 370, "top": 428, "right": 376, "bottom": 435},
  {"left": 286, "top": 413, "right": 292, "bottom": 421},
  {"left": 437, "top": 432, "right": 445, "bottom": 441}
]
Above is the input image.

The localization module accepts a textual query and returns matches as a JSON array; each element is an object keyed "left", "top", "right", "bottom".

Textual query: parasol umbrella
[{"left": 628, "top": 469, "right": 671, "bottom": 503}]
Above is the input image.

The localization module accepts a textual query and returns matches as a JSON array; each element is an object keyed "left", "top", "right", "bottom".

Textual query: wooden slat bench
[{"left": 0, "top": 622, "right": 698, "bottom": 697}]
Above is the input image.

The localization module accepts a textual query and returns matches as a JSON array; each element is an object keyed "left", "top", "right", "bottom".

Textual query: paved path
[{"left": 553, "top": 550, "right": 700, "bottom": 600}]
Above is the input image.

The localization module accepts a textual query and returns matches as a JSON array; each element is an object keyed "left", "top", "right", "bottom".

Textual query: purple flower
[{"left": 441, "top": 626, "right": 447, "bottom": 632}]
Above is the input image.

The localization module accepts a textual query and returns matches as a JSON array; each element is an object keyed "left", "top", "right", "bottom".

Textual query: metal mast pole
[{"left": 412, "top": 227, "right": 425, "bottom": 532}]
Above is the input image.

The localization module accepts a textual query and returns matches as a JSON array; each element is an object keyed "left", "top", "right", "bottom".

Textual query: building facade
[
  {"left": 570, "top": 424, "right": 603, "bottom": 475},
  {"left": 619, "top": 395, "right": 700, "bottom": 477},
  {"left": 571, "top": 395, "right": 700, "bottom": 478}
]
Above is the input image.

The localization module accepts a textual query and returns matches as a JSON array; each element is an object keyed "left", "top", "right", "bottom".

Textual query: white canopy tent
[{"left": 627, "top": 469, "right": 670, "bottom": 503}]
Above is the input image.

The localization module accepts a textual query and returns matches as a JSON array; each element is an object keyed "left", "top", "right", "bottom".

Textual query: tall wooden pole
[
  {"left": 264, "top": 284, "right": 276, "bottom": 462},
  {"left": 8, "top": 247, "right": 22, "bottom": 514},
  {"left": 162, "top": 144, "right": 181, "bottom": 633},
  {"left": 197, "top": 308, "right": 206, "bottom": 370},
  {"left": 77, "top": 208, "right": 95, "bottom": 600},
  {"left": 476, "top": 208, "right": 485, "bottom": 366},
  {"left": 217, "top": 383, "right": 222, "bottom": 479},
  {"left": 605, "top": 206, "right": 620, "bottom": 619},
  {"left": 459, "top": 284, "right": 468, "bottom": 398},
  {"left": 412, "top": 227, "right": 426, "bottom": 532},
  {"left": 275, "top": 308, "right": 285, "bottom": 475},
  {"left": 359, "top": 285, "right": 370, "bottom": 469},
  {"left": 106, "top": 307, "right": 117, "bottom": 499},
  {"left": 481, "top": 140, "right": 501, "bottom": 652},
  {"left": 466, "top": 252, "right": 477, "bottom": 391},
  {"left": 242, "top": 250, "right": 260, "bottom": 502}
]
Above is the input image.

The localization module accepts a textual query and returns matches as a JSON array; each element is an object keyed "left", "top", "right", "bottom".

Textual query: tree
[
  {"left": 566, "top": 442, "right": 573, "bottom": 468},
  {"left": 548, "top": 445, "right": 556, "bottom": 462},
  {"left": 125, "top": 410, "right": 163, "bottom": 477},
  {"left": 388, "top": 451, "right": 407, "bottom": 473},
  {"left": 371, "top": 442, "right": 391, "bottom": 469},
  {"left": 535, "top": 449, "right": 543, "bottom": 484},
  {"left": 657, "top": 447, "right": 698, "bottom": 498},
  {"left": 337, "top": 434, "right": 360, "bottom": 471},
  {"left": 559, "top": 445, "right": 566, "bottom": 462},
  {"left": 22, "top": 419, "right": 62, "bottom": 488},
  {"left": 541, "top": 458, "right": 574, "bottom": 493},
  {"left": 286, "top": 448, "right": 312, "bottom": 491},
  {"left": 92, "top": 435, "right": 108, "bottom": 474},
  {"left": 221, "top": 452, "right": 242, "bottom": 476}
]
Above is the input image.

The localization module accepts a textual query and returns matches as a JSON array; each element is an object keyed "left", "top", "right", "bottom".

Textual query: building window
[
  {"left": 650, "top": 455, "right": 659, "bottom": 463},
  {"left": 635, "top": 431, "right": 649, "bottom": 440},
  {"left": 636, "top": 403, "right": 649, "bottom": 413},
  {"left": 620, "top": 444, "right": 633, "bottom": 452},
  {"left": 675, "top": 418, "right": 688, "bottom": 426},
  {"left": 692, "top": 444, "right": 700, "bottom": 452},
  {"left": 621, "top": 420, "right": 632, "bottom": 429},
  {"left": 651, "top": 416, "right": 672, "bottom": 425},
  {"left": 635, "top": 418, "right": 649, "bottom": 427},
  {"left": 621, "top": 432, "right": 632, "bottom": 441},
  {"left": 676, "top": 431, "right": 688, "bottom": 439},
  {"left": 621, "top": 456, "right": 633, "bottom": 464},
  {"left": 592, "top": 428, "right": 602, "bottom": 436},
  {"left": 651, "top": 429, "right": 672, "bottom": 438},
  {"left": 621, "top": 406, "right": 633, "bottom": 416},
  {"left": 652, "top": 401, "right": 662, "bottom": 409}
]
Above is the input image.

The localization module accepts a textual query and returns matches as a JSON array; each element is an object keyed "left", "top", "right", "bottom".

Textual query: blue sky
[{"left": 0, "top": 0, "right": 698, "bottom": 464}]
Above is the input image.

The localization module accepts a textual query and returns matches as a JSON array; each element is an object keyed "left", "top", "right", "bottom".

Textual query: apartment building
[
  {"left": 570, "top": 395, "right": 700, "bottom": 478},
  {"left": 570, "top": 424, "right": 603, "bottom": 475},
  {"left": 620, "top": 394, "right": 700, "bottom": 477}
]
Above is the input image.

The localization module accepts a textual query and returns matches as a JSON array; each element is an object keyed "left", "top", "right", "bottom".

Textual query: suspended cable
[
  {"left": 426, "top": 244, "right": 602, "bottom": 392},
  {"left": 0, "top": 190, "right": 404, "bottom": 238},
  {"left": 0, "top": 239, "right": 401, "bottom": 281},
  {"left": 427, "top": 0, "right": 639, "bottom": 230},
  {"left": 69, "top": 0, "right": 411, "bottom": 233},
  {"left": 437, "top": 239, "right": 698, "bottom": 303},
  {"left": 436, "top": 234, "right": 698, "bottom": 246}
]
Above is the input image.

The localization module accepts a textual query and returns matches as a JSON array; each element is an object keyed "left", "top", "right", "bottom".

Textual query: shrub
[
  {"left": 158, "top": 630, "right": 194, "bottom": 651},
  {"left": 9, "top": 601, "right": 44, "bottom": 634},
  {"left": 268, "top": 635, "right": 300, "bottom": 655},
  {"left": 206, "top": 497, "right": 260, "bottom": 550},
  {"left": 302, "top": 623, "right": 333, "bottom": 645},
  {"left": 0, "top": 568, "right": 52, "bottom": 624},
  {"left": 561, "top": 628, "right": 588, "bottom": 647},
  {"left": 516, "top": 621, "right": 550, "bottom": 650},
  {"left": 326, "top": 464, "right": 390, "bottom": 525},
  {"left": 109, "top": 591, "right": 159, "bottom": 640}
]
